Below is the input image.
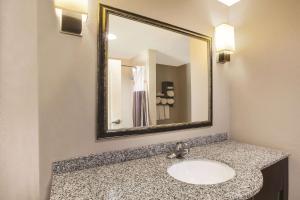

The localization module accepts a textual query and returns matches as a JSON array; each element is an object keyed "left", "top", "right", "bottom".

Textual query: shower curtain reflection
[{"left": 132, "top": 66, "right": 151, "bottom": 127}]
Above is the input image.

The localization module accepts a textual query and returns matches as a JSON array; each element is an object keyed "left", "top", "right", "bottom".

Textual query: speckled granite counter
[{"left": 50, "top": 140, "right": 288, "bottom": 200}]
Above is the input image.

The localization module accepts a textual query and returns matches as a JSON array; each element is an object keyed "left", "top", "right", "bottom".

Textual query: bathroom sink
[{"left": 167, "top": 160, "right": 235, "bottom": 185}]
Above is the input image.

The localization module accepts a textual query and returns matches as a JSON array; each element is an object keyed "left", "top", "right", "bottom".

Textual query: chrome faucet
[{"left": 167, "top": 142, "right": 190, "bottom": 159}]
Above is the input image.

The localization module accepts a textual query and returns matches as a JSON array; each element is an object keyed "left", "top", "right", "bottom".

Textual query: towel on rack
[
  {"left": 161, "top": 98, "right": 167, "bottom": 105},
  {"left": 167, "top": 98, "right": 175, "bottom": 105},
  {"left": 156, "top": 92, "right": 164, "bottom": 97},
  {"left": 156, "top": 97, "right": 161, "bottom": 104},
  {"left": 166, "top": 90, "right": 175, "bottom": 97},
  {"left": 164, "top": 105, "right": 170, "bottom": 119},
  {"left": 156, "top": 105, "right": 165, "bottom": 120}
]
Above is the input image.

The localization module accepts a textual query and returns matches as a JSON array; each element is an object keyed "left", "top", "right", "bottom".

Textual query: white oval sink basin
[{"left": 167, "top": 160, "right": 236, "bottom": 185}]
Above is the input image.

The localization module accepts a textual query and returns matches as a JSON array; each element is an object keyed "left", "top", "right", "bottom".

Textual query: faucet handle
[
  {"left": 183, "top": 147, "right": 190, "bottom": 155},
  {"left": 166, "top": 152, "right": 177, "bottom": 159},
  {"left": 175, "top": 142, "right": 183, "bottom": 151},
  {"left": 167, "top": 142, "right": 190, "bottom": 159},
  {"left": 176, "top": 142, "right": 189, "bottom": 150}
]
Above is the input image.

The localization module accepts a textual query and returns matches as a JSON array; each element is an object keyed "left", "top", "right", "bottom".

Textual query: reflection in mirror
[{"left": 106, "top": 14, "right": 210, "bottom": 131}]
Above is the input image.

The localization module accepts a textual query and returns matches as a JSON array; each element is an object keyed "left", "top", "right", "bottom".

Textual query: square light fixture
[
  {"left": 218, "top": 0, "right": 240, "bottom": 6},
  {"left": 215, "top": 24, "right": 235, "bottom": 63},
  {"left": 54, "top": 0, "right": 88, "bottom": 36}
]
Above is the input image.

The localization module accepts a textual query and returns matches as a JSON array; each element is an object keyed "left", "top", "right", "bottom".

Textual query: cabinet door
[{"left": 253, "top": 158, "right": 288, "bottom": 200}]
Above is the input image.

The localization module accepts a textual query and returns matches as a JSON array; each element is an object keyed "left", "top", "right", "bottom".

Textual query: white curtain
[
  {"left": 132, "top": 66, "right": 151, "bottom": 127},
  {"left": 133, "top": 67, "right": 146, "bottom": 91}
]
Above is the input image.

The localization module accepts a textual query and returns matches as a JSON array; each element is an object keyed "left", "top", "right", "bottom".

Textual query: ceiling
[
  {"left": 108, "top": 14, "right": 190, "bottom": 66},
  {"left": 217, "top": 0, "right": 240, "bottom": 6}
]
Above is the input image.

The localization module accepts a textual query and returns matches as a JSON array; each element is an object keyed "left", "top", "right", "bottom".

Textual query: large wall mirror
[{"left": 97, "top": 5, "right": 212, "bottom": 139}]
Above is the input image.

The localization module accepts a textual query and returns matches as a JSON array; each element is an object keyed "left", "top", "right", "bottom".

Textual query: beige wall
[
  {"left": 0, "top": 0, "right": 39, "bottom": 200},
  {"left": 146, "top": 49, "right": 157, "bottom": 125},
  {"left": 189, "top": 38, "right": 209, "bottom": 121},
  {"left": 38, "top": 0, "right": 230, "bottom": 199},
  {"left": 121, "top": 67, "right": 134, "bottom": 128},
  {"left": 229, "top": 0, "right": 300, "bottom": 199}
]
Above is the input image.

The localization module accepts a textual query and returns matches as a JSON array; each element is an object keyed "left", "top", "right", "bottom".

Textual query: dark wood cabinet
[{"left": 248, "top": 158, "right": 288, "bottom": 200}]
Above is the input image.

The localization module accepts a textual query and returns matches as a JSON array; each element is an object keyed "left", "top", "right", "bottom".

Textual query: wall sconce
[
  {"left": 215, "top": 24, "right": 235, "bottom": 64},
  {"left": 54, "top": 0, "right": 88, "bottom": 36}
]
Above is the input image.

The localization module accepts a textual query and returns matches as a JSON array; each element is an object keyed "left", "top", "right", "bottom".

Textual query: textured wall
[{"left": 229, "top": 0, "right": 300, "bottom": 199}]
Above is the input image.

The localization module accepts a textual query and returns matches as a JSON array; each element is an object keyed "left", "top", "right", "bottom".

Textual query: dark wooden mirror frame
[{"left": 97, "top": 4, "right": 213, "bottom": 139}]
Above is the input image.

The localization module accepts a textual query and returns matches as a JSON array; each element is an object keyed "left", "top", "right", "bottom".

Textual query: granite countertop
[{"left": 50, "top": 140, "right": 288, "bottom": 200}]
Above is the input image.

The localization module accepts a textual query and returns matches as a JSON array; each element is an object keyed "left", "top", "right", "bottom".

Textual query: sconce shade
[
  {"left": 54, "top": 0, "right": 88, "bottom": 14},
  {"left": 61, "top": 12, "right": 82, "bottom": 35},
  {"left": 54, "top": 0, "right": 88, "bottom": 36},
  {"left": 215, "top": 24, "right": 235, "bottom": 53}
]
